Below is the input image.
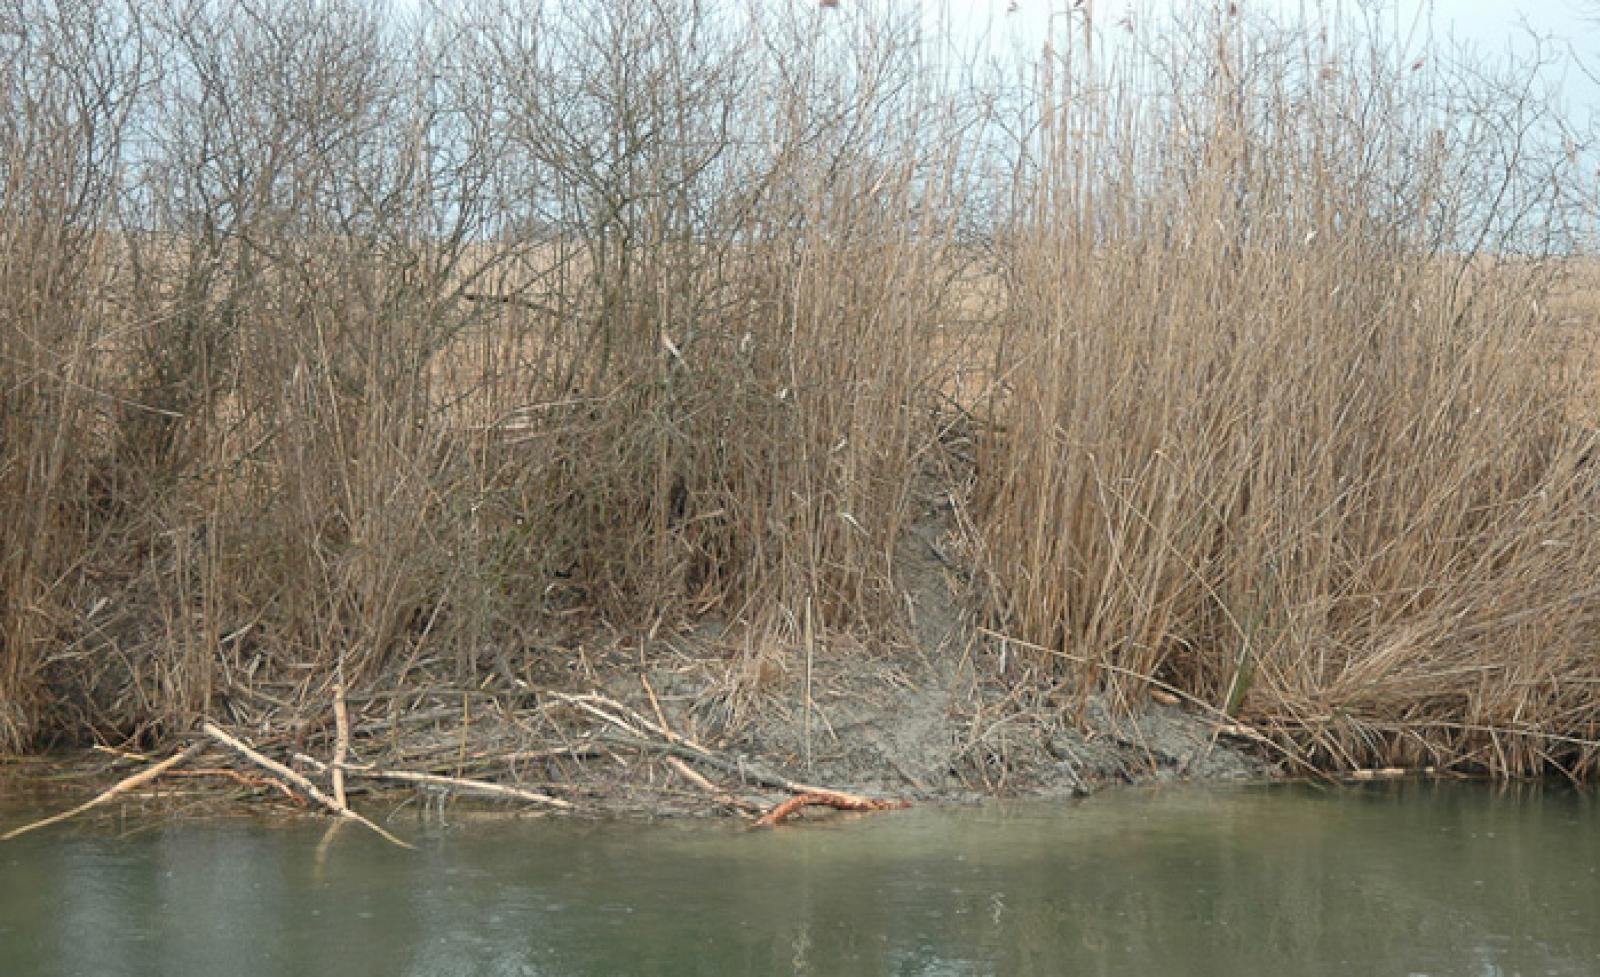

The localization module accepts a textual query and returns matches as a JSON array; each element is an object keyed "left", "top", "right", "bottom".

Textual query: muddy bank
[
  {"left": 621, "top": 638, "right": 1274, "bottom": 815},
  {"left": 0, "top": 496, "right": 1275, "bottom": 832},
  {"left": 0, "top": 658, "right": 1275, "bottom": 835},
  {"left": 0, "top": 472, "right": 1277, "bottom": 832},
  {"left": 674, "top": 474, "right": 1277, "bottom": 809}
]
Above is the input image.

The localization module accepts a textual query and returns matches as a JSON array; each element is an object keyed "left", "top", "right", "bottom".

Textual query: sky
[
  {"left": 938, "top": 0, "right": 1600, "bottom": 126},
  {"left": 951, "top": 0, "right": 1600, "bottom": 55}
]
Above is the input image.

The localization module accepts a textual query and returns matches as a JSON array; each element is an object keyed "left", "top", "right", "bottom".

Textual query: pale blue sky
[
  {"left": 939, "top": 0, "right": 1600, "bottom": 125},
  {"left": 950, "top": 0, "right": 1598, "bottom": 54}
]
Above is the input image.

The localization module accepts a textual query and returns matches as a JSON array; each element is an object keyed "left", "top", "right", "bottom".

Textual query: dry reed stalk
[
  {"left": 0, "top": 0, "right": 1596, "bottom": 786},
  {"left": 969, "top": 5, "right": 1600, "bottom": 779}
]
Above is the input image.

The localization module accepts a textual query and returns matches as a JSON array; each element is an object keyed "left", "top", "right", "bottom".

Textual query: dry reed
[
  {"left": 971, "top": 5, "right": 1600, "bottom": 779},
  {"left": 0, "top": 0, "right": 1596, "bottom": 780}
]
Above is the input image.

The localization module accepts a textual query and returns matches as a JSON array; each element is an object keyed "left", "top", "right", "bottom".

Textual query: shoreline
[{"left": 1, "top": 653, "right": 1283, "bottom": 836}]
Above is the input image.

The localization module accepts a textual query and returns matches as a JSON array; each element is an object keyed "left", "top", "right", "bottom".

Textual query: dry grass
[
  {"left": 966, "top": 7, "right": 1600, "bottom": 779},
  {"left": 0, "top": 0, "right": 971, "bottom": 749},
  {"left": 1, "top": 0, "right": 1597, "bottom": 780}
]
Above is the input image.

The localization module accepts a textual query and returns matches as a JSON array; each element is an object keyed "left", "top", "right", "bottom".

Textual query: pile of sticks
[
  {"left": 538, "top": 688, "right": 909, "bottom": 827},
  {"left": 1, "top": 682, "right": 909, "bottom": 847}
]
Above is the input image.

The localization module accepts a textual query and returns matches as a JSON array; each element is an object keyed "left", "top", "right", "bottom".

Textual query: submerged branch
[
  {"left": 293, "top": 753, "right": 574, "bottom": 810},
  {"left": 201, "top": 723, "right": 414, "bottom": 850},
  {"left": 1, "top": 742, "right": 207, "bottom": 841}
]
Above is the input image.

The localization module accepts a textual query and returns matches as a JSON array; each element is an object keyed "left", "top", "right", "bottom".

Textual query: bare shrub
[
  {"left": 0, "top": 0, "right": 148, "bottom": 748},
  {"left": 2, "top": 0, "right": 1596, "bottom": 780}
]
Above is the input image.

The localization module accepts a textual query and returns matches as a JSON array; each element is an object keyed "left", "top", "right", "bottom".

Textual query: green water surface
[{"left": 1, "top": 780, "right": 1596, "bottom": 976}]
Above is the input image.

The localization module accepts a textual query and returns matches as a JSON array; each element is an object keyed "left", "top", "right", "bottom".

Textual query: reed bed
[
  {"left": 971, "top": 6, "right": 1600, "bottom": 779},
  {"left": 1, "top": 0, "right": 1596, "bottom": 781}
]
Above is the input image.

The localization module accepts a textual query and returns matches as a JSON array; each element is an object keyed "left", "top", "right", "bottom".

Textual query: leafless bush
[
  {"left": 0, "top": 0, "right": 150, "bottom": 747},
  {"left": 1, "top": 0, "right": 1596, "bottom": 779}
]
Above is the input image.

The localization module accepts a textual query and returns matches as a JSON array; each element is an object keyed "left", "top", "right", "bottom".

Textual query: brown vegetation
[{"left": 1, "top": 0, "right": 1598, "bottom": 787}]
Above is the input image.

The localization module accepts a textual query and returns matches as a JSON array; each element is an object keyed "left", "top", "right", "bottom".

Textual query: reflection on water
[{"left": 1, "top": 781, "right": 1596, "bottom": 976}]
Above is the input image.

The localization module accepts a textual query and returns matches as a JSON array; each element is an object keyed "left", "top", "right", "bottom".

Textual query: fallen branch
[
  {"left": 1345, "top": 766, "right": 1443, "bottom": 781},
  {"left": 552, "top": 691, "right": 910, "bottom": 821},
  {"left": 90, "top": 744, "right": 152, "bottom": 763},
  {"left": 331, "top": 675, "right": 351, "bottom": 809},
  {"left": 294, "top": 753, "right": 573, "bottom": 810},
  {"left": 663, "top": 755, "right": 720, "bottom": 793},
  {"left": 549, "top": 691, "right": 836, "bottom": 794},
  {"left": 663, "top": 756, "right": 763, "bottom": 816},
  {"left": 541, "top": 691, "right": 649, "bottom": 740},
  {"left": 640, "top": 675, "right": 674, "bottom": 739},
  {"left": 201, "top": 722, "right": 414, "bottom": 849},
  {"left": 359, "top": 769, "right": 572, "bottom": 809},
  {"left": 167, "top": 767, "right": 303, "bottom": 802},
  {"left": 625, "top": 736, "right": 874, "bottom": 801},
  {"left": 754, "top": 792, "right": 911, "bottom": 828},
  {"left": 2, "top": 741, "right": 207, "bottom": 841}
]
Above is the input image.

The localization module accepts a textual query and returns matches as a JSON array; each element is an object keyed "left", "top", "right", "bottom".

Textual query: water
[{"left": 1, "top": 781, "right": 1596, "bottom": 977}]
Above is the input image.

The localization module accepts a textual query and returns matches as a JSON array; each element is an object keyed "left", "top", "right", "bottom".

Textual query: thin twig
[
  {"left": 332, "top": 673, "right": 350, "bottom": 809},
  {"left": 640, "top": 674, "right": 673, "bottom": 738},
  {"left": 294, "top": 753, "right": 573, "bottom": 810},
  {"left": 549, "top": 690, "right": 909, "bottom": 815},
  {"left": 663, "top": 756, "right": 762, "bottom": 816},
  {"left": 201, "top": 722, "right": 414, "bottom": 849},
  {"left": 2, "top": 742, "right": 207, "bottom": 841}
]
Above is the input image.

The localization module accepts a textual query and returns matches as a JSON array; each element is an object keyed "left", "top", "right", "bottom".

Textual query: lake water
[{"left": 1, "top": 780, "right": 1596, "bottom": 976}]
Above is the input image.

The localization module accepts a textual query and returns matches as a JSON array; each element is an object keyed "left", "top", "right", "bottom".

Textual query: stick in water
[
  {"left": 201, "top": 722, "right": 414, "bottom": 850},
  {"left": 331, "top": 676, "right": 350, "bottom": 809},
  {"left": 293, "top": 754, "right": 573, "bottom": 810},
  {"left": 2, "top": 742, "right": 207, "bottom": 841}
]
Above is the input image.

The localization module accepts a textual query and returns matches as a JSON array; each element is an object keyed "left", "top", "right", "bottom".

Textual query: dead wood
[
  {"left": 332, "top": 675, "right": 351, "bottom": 809},
  {"left": 662, "top": 756, "right": 763, "bottom": 816},
  {"left": 201, "top": 722, "right": 414, "bottom": 849},
  {"left": 293, "top": 753, "right": 574, "bottom": 810},
  {"left": 167, "top": 767, "right": 303, "bottom": 802},
  {"left": 1, "top": 741, "right": 207, "bottom": 841},
  {"left": 353, "top": 769, "right": 572, "bottom": 809},
  {"left": 547, "top": 690, "right": 910, "bottom": 820},
  {"left": 754, "top": 791, "right": 912, "bottom": 828}
]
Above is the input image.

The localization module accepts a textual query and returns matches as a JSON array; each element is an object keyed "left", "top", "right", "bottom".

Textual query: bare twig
[
  {"left": 2, "top": 742, "right": 207, "bottom": 841},
  {"left": 556, "top": 690, "right": 910, "bottom": 816},
  {"left": 332, "top": 675, "right": 350, "bottom": 809},
  {"left": 663, "top": 756, "right": 762, "bottom": 815},
  {"left": 640, "top": 674, "right": 673, "bottom": 738},
  {"left": 201, "top": 723, "right": 414, "bottom": 849},
  {"left": 294, "top": 753, "right": 573, "bottom": 810}
]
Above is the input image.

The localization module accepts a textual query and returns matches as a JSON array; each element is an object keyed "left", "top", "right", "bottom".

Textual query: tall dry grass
[
  {"left": 0, "top": 3, "right": 146, "bottom": 747},
  {"left": 971, "top": 6, "right": 1600, "bottom": 778},
  {"left": 0, "top": 0, "right": 1596, "bottom": 779}
]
